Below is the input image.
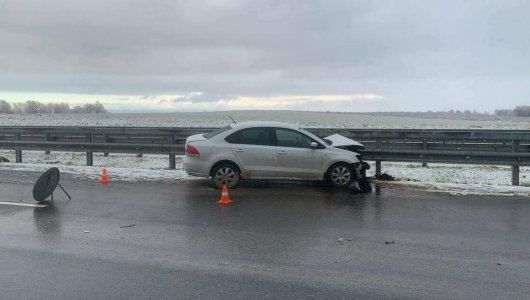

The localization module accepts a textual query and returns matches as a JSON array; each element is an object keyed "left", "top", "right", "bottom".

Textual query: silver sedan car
[{"left": 183, "top": 121, "right": 370, "bottom": 190}]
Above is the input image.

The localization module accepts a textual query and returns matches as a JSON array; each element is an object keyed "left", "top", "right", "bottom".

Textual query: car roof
[{"left": 230, "top": 121, "right": 300, "bottom": 130}]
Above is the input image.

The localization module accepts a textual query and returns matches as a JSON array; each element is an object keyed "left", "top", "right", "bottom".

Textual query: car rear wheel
[
  {"left": 211, "top": 163, "right": 240, "bottom": 189},
  {"left": 327, "top": 163, "right": 354, "bottom": 187}
]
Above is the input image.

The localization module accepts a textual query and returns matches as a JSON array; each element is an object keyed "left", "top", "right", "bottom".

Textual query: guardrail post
[
  {"left": 421, "top": 138, "right": 428, "bottom": 167},
  {"left": 511, "top": 140, "right": 520, "bottom": 186},
  {"left": 169, "top": 154, "right": 176, "bottom": 169},
  {"left": 87, "top": 152, "right": 93, "bottom": 166},
  {"left": 375, "top": 160, "right": 381, "bottom": 177},
  {"left": 86, "top": 133, "right": 93, "bottom": 166},
  {"left": 45, "top": 133, "right": 51, "bottom": 155},
  {"left": 375, "top": 137, "right": 382, "bottom": 177},
  {"left": 15, "top": 150, "right": 22, "bottom": 163},
  {"left": 104, "top": 134, "right": 109, "bottom": 157},
  {"left": 15, "top": 133, "right": 22, "bottom": 163}
]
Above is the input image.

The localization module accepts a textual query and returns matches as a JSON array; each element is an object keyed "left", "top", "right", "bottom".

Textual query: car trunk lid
[{"left": 186, "top": 133, "right": 207, "bottom": 144}]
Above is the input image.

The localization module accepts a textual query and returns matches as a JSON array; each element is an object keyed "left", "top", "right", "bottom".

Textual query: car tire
[
  {"left": 327, "top": 162, "right": 354, "bottom": 188},
  {"left": 211, "top": 163, "right": 240, "bottom": 189}
]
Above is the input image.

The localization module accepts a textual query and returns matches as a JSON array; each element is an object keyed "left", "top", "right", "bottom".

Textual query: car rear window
[{"left": 203, "top": 126, "right": 232, "bottom": 139}]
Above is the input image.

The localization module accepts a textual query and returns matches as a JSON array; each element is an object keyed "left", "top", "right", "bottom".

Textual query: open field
[{"left": 1, "top": 110, "right": 530, "bottom": 129}]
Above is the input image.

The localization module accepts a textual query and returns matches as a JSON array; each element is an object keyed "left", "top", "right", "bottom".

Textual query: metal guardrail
[
  {"left": 311, "top": 128, "right": 530, "bottom": 186},
  {"left": 0, "top": 127, "right": 214, "bottom": 169},
  {"left": 0, "top": 126, "right": 529, "bottom": 185}
]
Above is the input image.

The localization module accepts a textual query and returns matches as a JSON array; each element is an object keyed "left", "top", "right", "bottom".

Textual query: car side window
[
  {"left": 275, "top": 128, "right": 314, "bottom": 148},
  {"left": 225, "top": 127, "right": 273, "bottom": 146}
]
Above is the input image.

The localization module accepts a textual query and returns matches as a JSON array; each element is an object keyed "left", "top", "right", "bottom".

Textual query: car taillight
[{"left": 186, "top": 144, "right": 200, "bottom": 157}]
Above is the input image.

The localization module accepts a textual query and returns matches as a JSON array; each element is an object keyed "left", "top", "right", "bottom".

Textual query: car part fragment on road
[{"left": 119, "top": 224, "right": 136, "bottom": 228}]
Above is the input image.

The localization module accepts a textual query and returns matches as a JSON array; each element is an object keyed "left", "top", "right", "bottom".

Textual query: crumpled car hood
[{"left": 324, "top": 134, "right": 364, "bottom": 147}]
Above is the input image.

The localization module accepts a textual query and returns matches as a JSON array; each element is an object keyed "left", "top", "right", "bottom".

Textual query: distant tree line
[
  {"left": 0, "top": 100, "right": 107, "bottom": 114},
  {"left": 330, "top": 107, "right": 530, "bottom": 119},
  {"left": 494, "top": 106, "right": 530, "bottom": 117},
  {"left": 364, "top": 110, "right": 496, "bottom": 121}
]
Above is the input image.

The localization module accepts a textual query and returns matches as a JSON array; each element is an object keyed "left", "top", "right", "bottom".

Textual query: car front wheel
[
  {"left": 211, "top": 163, "right": 240, "bottom": 189},
  {"left": 327, "top": 163, "right": 354, "bottom": 187}
]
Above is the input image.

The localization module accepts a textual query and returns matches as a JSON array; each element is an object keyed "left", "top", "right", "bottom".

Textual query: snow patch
[
  {"left": 367, "top": 162, "right": 530, "bottom": 196},
  {"left": 0, "top": 162, "right": 189, "bottom": 183},
  {"left": 379, "top": 180, "right": 530, "bottom": 197}
]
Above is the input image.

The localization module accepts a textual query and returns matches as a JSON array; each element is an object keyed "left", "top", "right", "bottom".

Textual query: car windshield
[
  {"left": 298, "top": 128, "right": 327, "bottom": 145},
  {"left": 203, "top": 126, "right": 232, "bottom": 139}
]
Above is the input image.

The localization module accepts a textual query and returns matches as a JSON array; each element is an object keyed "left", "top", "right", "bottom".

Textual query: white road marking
[{"left": 0, "top": 201, "right": 48, "bottom": 208}]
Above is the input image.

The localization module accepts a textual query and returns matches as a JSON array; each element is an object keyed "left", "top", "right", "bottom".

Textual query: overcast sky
[{"left": 0, "top": 0, "right": 528, "bottom": 112}]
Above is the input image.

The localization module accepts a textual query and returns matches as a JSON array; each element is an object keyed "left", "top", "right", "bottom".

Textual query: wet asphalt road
[{"left": 0, "top": 169, "right": 529, "bottom": 299}]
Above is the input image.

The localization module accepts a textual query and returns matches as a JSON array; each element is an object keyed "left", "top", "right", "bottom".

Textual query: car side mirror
[{"left": 310, "top": 142, "right": 318, "bottom": 149}]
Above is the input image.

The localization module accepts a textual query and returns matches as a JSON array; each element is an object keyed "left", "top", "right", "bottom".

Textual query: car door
[
  {"left": 274, "top": 128, "right": 323, "bottom": 179},
  {"left": 225, "top": 127, "right": 277, "bottom": 178}
]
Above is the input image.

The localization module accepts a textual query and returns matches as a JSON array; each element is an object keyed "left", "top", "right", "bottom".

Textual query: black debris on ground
[
  {"left": 120, "top": 224, "right": 136, "bottom": 228},
  {"left": 348, "top": 180, "right": 372, "bottom": 193},
  {"left": 0, "top": 156, "right": 9, "bottom": 162},
  {"left": 376, "top": 173, "right": 395, "bottom": 181},
  {"left": 358, "top": 179, "right": 372, "bottom": 192},
  {"left": 385, "top": 240, "right": 396, "bottom": 245}
]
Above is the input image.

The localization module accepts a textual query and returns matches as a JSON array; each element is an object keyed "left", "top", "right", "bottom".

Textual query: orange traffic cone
[
  {"left": 99, "top": 168, "right": 111, "bottom": 184},
  {"left": 217, "top": 184, "right": 233, "bottom": 205}
]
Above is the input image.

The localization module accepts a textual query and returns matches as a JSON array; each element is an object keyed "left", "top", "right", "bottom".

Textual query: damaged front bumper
[
  {"left": 324, "top": 133, "right": 372, "bottom": 192},
  {"left": 354, "top": 161, "right": 371, "bottom": 181},
  {"left": 324, "top": 133, "right": 369, "bottom": 181}
]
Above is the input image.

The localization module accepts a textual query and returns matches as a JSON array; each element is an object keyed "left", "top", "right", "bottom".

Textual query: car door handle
[
  {"left": 278, "top": 150, "right": 287, "bottom": 155},
  {"left": 234, "top": 148, "right": 244, "bottom": 152}
]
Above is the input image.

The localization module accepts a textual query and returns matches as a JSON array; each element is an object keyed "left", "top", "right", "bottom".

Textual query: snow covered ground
[
  {"left": 1, "top": 111, "right": 529, "bottom": 129},
  {"left": 366, "top": 162, "right": 530, "bottom": 196},
  {"left": 0, "top": 151, "right": 185, "bottom": 182},
  {"left": 1, "top": 150, "right": 529, "bottom": 196}
]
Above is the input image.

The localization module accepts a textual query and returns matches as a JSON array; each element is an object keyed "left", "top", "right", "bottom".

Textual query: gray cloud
[{"left": 1, "top": 0, "right": 529, "bottom": 111}]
